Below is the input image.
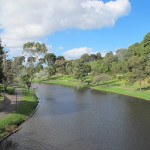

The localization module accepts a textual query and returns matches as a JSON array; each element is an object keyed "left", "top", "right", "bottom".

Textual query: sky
[{"left": 0, "top": 0, "right": 150, "bottom": 59}]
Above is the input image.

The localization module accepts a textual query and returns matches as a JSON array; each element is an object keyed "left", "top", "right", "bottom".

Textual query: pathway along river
[{"left": 1, "top": 83, "right": 150, "bottom": 150}]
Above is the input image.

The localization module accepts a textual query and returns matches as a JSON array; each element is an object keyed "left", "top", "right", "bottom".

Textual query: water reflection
[{"left": 0, "top": 139, "right": 18, "bottom": 150}]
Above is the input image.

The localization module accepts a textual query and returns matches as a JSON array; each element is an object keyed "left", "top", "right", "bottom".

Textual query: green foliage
[
  {"left": 55, "top": 59, "right": 67, "bottom": 75},
  {"left": 127, "top": 56, "right": 147, "bottom": 91},
  {"left": 0, "top": 40, "right": 4, "bottom": 83},
  {"left": 23, "top": 42, "right": 48, "bottom": 57},
  {"left": 44, "top": 53, "right": 56, "bottom": 65},
  {"left": 21, "top": 74, "right": 32, "bottom": 89},
  {"left": 56, "top": 56, "right": 65, "bottom": 60},
  {"left": 46, "top": 65, "right": 56, "bottom": 78},
  {"left": 74, "top": 62, "right": 91, "bottom": 81},
  {"left": 93, "top": 73, "right": 112, "bottom": 85}
]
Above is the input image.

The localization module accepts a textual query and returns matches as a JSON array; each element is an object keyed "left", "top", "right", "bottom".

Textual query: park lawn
[
  {"left": 42, "top": 80, "right": 89, "bottom": 88},
  {"left": 50, "top": 75, "right": 80, "bottom": 82},
  {"left": 101, "top": 79, "right": 149, "bottom": 89},
  {"left": 0, "top": 87, "right": 38, "bottom": 138},
  {"left": 91, "top": 86, "right": 150, "bottom": 100}
]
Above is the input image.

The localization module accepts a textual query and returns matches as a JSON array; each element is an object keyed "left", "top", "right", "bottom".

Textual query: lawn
[{"left": 0, "top": 87, "right": 38, "bottom": 138}]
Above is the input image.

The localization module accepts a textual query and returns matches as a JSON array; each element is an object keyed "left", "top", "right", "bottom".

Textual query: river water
[{"left": 1, "top": 83, "right": 150, "bottom": 150}]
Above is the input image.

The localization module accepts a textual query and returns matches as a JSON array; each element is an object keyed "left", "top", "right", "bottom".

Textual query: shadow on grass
[{"left": 141, "top": 86, "right": 150, "bottom": 91}]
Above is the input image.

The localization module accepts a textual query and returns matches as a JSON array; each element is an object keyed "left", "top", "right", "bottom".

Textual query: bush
[{"left": 93, "top": 73, "right": 112, "bottom": 85}]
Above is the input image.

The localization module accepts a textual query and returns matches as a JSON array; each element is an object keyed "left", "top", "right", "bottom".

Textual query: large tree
[
  {"left": 127, "top": 56, "right": 147, "bottom": 91},
  {"left": 23, "top": 42, "right": 48, "bottom": 58},
  {"left": 74, "top": 61, "right": 91, "bottom": 82},
  {"left": 44, "top": 53, "right": 56, "bottom": 66},
  {"left": 0, "top": 40, "right": 4, "bottom": 83},
  {"left": 2, "top": 59, "right": 15, "bottom": 90},
  {"left": 23, "top": 42, "right": 48, "bottom": 84}
]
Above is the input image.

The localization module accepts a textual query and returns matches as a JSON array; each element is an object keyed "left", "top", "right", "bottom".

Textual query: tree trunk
[{"left": 139, "top": 81, "right": 142, "bottom": 92}]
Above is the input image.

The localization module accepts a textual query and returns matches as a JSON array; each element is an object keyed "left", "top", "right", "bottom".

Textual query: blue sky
[
  {"left": 42, "top": 0, "right": 150, "bottom": 58},
  {"left": 0, "top": 0, "right": 150, "bottom": 59}
]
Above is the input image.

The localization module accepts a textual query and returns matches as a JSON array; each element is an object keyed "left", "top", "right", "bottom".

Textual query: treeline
[{"left": 0, "top": 33, "right": 150, "bottom": 91}]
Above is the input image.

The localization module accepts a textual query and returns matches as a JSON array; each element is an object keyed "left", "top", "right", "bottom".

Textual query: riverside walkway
[{"left": 0, "top": 87, "right": 22, "bottom": 119}]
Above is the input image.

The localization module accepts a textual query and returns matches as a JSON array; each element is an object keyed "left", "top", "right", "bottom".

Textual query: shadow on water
[
  {"left": 0, "top": 138, "right": 61, "bottom": 150},
  {"left": 0, "top": 139, "right": 18, "bottom": 150}
]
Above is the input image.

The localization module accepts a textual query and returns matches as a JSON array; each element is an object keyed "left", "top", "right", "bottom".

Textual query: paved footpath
[{"left": 0, "top": 87, "right": 22, "bottom": 119}]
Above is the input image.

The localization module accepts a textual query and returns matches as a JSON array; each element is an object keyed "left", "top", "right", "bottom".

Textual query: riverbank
[
  {"left": 36, "top": 79, "right": 150, "bottom": 101},
  {"left": 0, "top": 87, "right": 38, "bottom": 139}
]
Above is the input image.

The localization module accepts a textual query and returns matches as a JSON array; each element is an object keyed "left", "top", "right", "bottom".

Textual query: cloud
[
  {"left": 0, "top": 0, "right": 131, "bottom": 51},
  {"left": 58, "top": 46, "right": 64, "bottom": 50},
  {"left": 63, "top": 47, "right": 93, "bottom": 59}
]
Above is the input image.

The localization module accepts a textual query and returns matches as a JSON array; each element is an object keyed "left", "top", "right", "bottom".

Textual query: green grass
[
  {"left": 91, "top": 86, "right": 150, "bottom": 101},
  {"left": 50, "top": 75, "right": 80, "bottom": 82},
  {"left": 42, "top": 80, "right": 90, "bottom": 88},
  {"left": 0, "top": 88, "right": 38, "bottom": 138},
  {"left": 103, "top": 79, "right": 150, "bottom": 90}
]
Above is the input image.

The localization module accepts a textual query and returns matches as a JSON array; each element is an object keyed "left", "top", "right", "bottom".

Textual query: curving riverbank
[
  {"left": 0, "top": 87, "right": 38, "bottom": 140},
  {"left": 37, "top": 80, "right": 150, "bottom": 101}
]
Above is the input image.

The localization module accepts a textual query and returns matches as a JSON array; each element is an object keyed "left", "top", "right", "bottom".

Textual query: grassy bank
[
  {"left": 91, "top": 86, "right": 150, "bottom": 101},
  {"left": 0, "top": 87, "right": 38, "bottom": 138},
  {"left": 35, "top": 77, "right": 150, "bottom": 101}
]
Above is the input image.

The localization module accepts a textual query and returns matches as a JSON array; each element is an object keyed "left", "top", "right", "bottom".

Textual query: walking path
[{"left": 0, "top": 87, "right": 22, "bottom": 119}]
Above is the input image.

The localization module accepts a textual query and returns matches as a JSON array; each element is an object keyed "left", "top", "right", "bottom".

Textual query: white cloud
[
  {"left": 58, "top": 46, "right": 64, "bottom": 50},
  {"left": 0, "top": 0, "right": 131, "bottom": 51},
  {"left": 63, "top": 47, "right": 93, "bottom": 59}
]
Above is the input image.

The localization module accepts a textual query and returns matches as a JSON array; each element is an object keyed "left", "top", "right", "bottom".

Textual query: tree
[
  {"left": 21, "top": 74, "right": 32, "bottom": 89},
  {"left": 80, "top": 54, "right": 90, "bottom": 62},
  {"left": 14, "top": 56, "right": 25, "bottom": 66},
  {"left": 44, "top": 53, "right": 56, "bottom": 66},
  {"left": 23, "top": 42, "right": 48, "bottom": 82},
  {"left": 2, "top": 59, "right": 15, "bottom": 90},
  {"left": 103, "top": 51, "right": 118, "bottom": 72},
  {"left": 90, "top": 60, "right": 102, "bottom": 75},
  {"left": 0, "top": 39, "right": 4, "bottom": 83},
  {"left": 90, "top": 53, "right": 102, "bottom": 61},
  {"left": 116, "top": 48, "right": 126, "bottom": 59},
  {"left": 26, "top": 56, "right": 36, "bottom": 79},
  {"left": 74, "top": 61, "right": 91, "bottom": 82},
  {"left": 93, "top": 73, "right": 112, "bottom": 85},
  {"left": 127, "top": 56, "right": 147, "bottom": 91},
  {"left": 36, "top": 64, "right": 43, "bottom": 73},
  {"left": 45, "top": 65, "right": 56, "bottom": 79},
  {"left": 23, "top": 42, "right": 48, "bottom": 58},
  {"left": 55, "top": 59, "right": 66, "bottom": 75},
  {"left": 56, "top": 56, "right": 65, "bottom": 60}
]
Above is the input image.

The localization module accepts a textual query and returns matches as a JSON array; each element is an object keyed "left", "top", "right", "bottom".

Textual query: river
[{"left": 1, "top": 82, "right": 150, "bottom": 150}]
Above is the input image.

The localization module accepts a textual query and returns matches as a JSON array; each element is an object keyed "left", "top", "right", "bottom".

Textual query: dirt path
[{"left": 0, "top": 87, "right": 22, "bottom": 119}]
